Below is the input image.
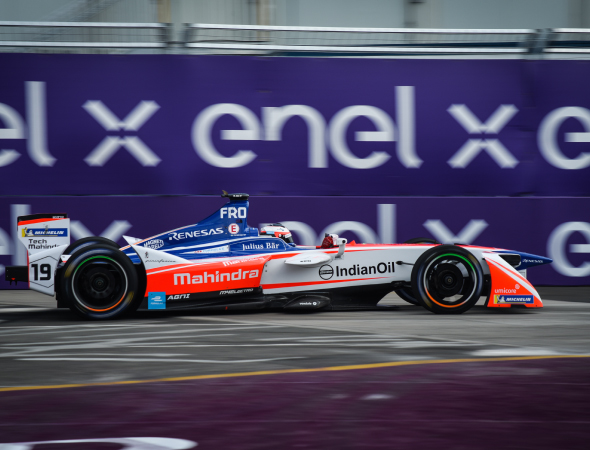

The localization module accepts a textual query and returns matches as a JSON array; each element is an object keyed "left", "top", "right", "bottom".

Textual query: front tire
[
  {"left": 61, "top": 245, "right": 139, "bottom": 320},
  {"left": 395, "top": 237, "right": 442, "bottom": 305},
  {"left": 411, "top": 245, "right": 483, "bottom": 314}
]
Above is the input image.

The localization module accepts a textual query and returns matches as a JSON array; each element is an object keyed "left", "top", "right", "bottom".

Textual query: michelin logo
[
  {"left": 494, "top": 295, "right": 534, "bottom": 304},
  {"left": 22, "top": 227, "right": 68, "bottom": 237}
]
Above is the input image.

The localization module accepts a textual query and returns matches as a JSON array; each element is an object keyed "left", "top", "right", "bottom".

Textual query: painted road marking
[
  {"left": 0, "top": 354, "right": 588, "bottom": 392},
  {"left": 18, "top": 356, "right": 304, "bottom": 363}
]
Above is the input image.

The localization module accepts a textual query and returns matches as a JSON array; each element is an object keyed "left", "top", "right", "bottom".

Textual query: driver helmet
[{"left": 260, "top": 223, "right": 294, "bottom": 244}]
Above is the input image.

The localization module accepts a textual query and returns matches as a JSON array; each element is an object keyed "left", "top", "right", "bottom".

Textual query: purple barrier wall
[
  {"left": 1, "top": 196, "right": 589, "bottom": 288},
  {"left": 0, "top": 55, "right": 589, "bottom": 196}
]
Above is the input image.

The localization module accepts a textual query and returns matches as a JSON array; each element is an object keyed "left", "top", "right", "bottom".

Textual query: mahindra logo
[{"left": 174, "top": 268, "right": 260, "bottom": 285}]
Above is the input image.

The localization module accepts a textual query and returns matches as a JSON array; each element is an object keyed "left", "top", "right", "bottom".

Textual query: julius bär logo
[{"left": 319, "top": 265, "right": 334, "bottom": 280}]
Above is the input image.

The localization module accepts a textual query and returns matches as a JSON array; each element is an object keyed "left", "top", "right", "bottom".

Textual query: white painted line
[
  {"left": 0, "top": 308, "right": 53, "bottom": 313},
  {"left": 18, "top": 356, "right": 304, "bottom": 363},
  {"left": 55, "top": 326, "right": 280, "bottom": 340},
  {"left": 471, "top": 348, "right": 563, "bottom": 357},
  {"left": 362, "top": 394, "right": 395, "bottom": 400},
  {"left": 257, "top": 335, "right": 395, "bottom": 341},
  {"left": 0, "top": 325, "right": 279, "bottom": 339}
]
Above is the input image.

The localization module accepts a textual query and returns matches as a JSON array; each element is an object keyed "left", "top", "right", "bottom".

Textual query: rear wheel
[
  {"left": 395, "top": 237, "right": 441, "bottom": 305},
  {"left": 61, "top": 245, "right": 139, "bottom": 320},
  {"left": 411, "top": 245, "right": 483, "bottom": 314}
]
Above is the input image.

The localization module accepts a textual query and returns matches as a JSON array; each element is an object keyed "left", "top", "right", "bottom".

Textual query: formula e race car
[{"left": 5, "top": 192, "right": 552, "bottom": 320}]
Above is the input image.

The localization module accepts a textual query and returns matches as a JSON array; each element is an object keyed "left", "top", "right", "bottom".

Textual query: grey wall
[{"left": 1, "top": 0, "right": 590, "bottom": 29}]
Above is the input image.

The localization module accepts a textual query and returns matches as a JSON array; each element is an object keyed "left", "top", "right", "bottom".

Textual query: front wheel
[
  {"left": 411, "top": 245, "right": 484, "bottom": 314},
  {"left": 395, "top": 237, "right": 442, "bottom": 305},
  {"left": 61, "top": 245, "right": 140, "bottom": 320}
]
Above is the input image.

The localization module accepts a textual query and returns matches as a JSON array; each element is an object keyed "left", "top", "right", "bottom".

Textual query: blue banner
[{"left": 0, "top": 54, "right": 589, "bottom": 196}]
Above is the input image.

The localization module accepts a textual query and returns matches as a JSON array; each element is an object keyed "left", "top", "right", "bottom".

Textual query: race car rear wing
[{"left": 5, "top": 213, "right": 70, "bottom": 295}]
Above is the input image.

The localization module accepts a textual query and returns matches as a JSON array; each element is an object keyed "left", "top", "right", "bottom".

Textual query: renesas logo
[
  {"left": 169, "top": 227, "right": 223, "bottom": 241},
  {"left": 319, "top": 262, "right": 395, "bottom": 280},
  {"left": 144, "top": 239, "right": 164, "bottom": 249},
  {"left": 522, "top": 259, "right": 544, "bottom": 264},
  {"left": 22, "top": 227, "right": 68, "bottom": 237},
  {"left": 174, "top": 268, "right": 259, "bottom": 285}
]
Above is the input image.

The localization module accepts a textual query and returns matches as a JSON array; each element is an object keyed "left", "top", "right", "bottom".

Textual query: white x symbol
[
  {"left": 447, "top": 104, "right": 519, "bottom": 168},
  {"left": 83, "top": 100, "right": 161, "bottom": 166}
]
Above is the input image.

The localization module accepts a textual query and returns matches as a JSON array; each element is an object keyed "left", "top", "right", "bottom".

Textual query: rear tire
[
  {"left": 61, "top": 245, "right": 139, "bottom": 320},
  {"left": 64, "top": 236, "right": 119, "bottom": 256},
  {"left": 411, "top": 245, "right": 483, "bottom": 314}
]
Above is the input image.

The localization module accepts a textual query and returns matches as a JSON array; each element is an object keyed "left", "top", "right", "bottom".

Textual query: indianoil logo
[{"left": 318, "top": 265, "right": 334, "bottom": 280}]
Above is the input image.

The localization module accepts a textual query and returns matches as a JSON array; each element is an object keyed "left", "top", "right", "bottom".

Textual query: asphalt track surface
[{"left": 0, "top": 288, "right": 589, "bottom": 449}]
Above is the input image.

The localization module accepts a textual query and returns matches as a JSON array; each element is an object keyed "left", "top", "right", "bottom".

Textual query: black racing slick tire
[
  {"left": 64, "top": 236, "right": 120, "bottom": 256},
  {"left": 411, "top": 245, "right": 484, "bottom": 315},
  {"left": 395, "top": 237, "right": 442, "bottom": 305},
  {"left": 61, "top": 245, "right": 139, "bottom": 320}
]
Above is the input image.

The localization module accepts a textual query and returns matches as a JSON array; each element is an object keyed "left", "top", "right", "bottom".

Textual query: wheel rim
[
  {"left": 72, "top": 256, "right": 128, "bottom": 312},
  {"left": 422, "top": 253, "right": 478, "bottom": 308}
]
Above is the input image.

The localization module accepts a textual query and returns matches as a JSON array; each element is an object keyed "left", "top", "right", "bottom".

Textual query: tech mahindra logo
[{"left": 174, "top": 269, "right": 259, "bottom": 285}]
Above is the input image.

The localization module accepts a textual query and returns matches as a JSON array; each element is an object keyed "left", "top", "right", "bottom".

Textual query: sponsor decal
[
  {"left": 335, "top": 262, "right": 395, "bottom": 277},
  {"left": 299, "top": 301, "right": 318, "bottom": 306},
  {"left": 522, "top": 259, "right": 544, "bottom": 264},
  {"left": 193, "top": 245, "right": 229, "bottom": 254},
  {"left": 22, "top": 227, "right": 68, "bottom": 237},
  {"left": 494, "top": 295, "right": 534, "bottom": 304},
  {"left": 228, "top": 223, "right": 240, "bottom": 234},
  {"left": 144, "top": 239, "right": 164, "bottom": 249},
  {"left": 168, "top": 294, "right": 190, "bottom": 300},
  {"left": 169, "top": 227, "right": 223, "bottom": 241},
  {"left": 241, "top": 241, "right": 281, "bottom": 250},
  {"left": 222, "top": 256, "right": 266, "bottom": 267},
  {"left": 174, "top": 269, "right": 259, "bottom": 285},
  {"left": 319, "top": 265, "right": 334, "bottom": 280},
  {"left": 148, "top": 291, "right": 166, "bottom": 309},
  {"left": 144, "top": 251, "right": 175, "bottom": 264},
  {"left": 219, "top": 288, "right": 255, "bottom": 295},
  {"left": 494, "top": 284, "right": 520, "bottom": 294},
  {"left": 220, "top": 206, "right": 247, "bottom": 219},
  {"left": 26, "top": 238, "right": 59, "bottom": 251}
]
